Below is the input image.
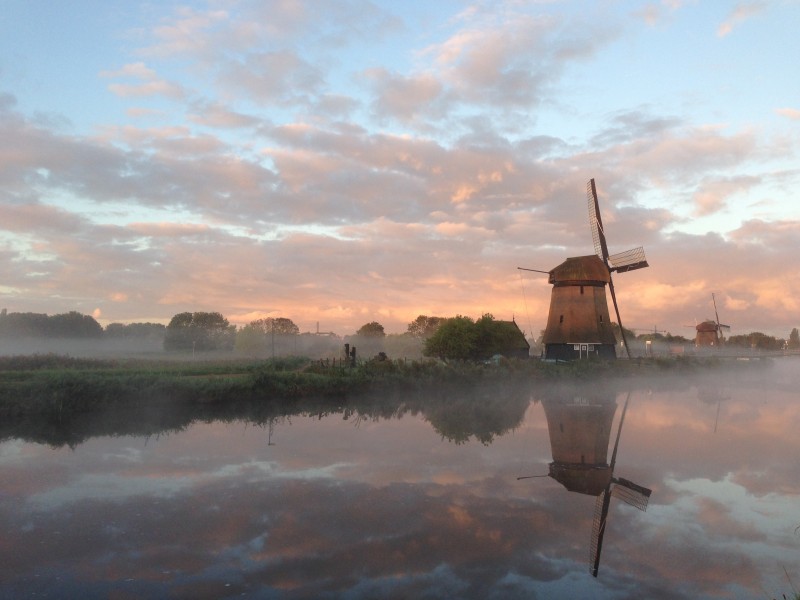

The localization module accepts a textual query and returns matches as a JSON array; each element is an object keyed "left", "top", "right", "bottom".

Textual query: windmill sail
[
  {"left": 586, "top": 179, "right": 649, "bottom": 358},
  {"left": 712, "top": 293, "right": 731, "bottom": 335},
  {"left": 588, "top": 179, "right": 610, "bottom": 261},
  {"left": 608, "top": 247, "right": 648, "bottom": 273}
]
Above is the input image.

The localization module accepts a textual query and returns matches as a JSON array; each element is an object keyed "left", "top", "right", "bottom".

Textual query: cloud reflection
[{"left": 2, "top": 365, "right": 800, "bottom": 598}]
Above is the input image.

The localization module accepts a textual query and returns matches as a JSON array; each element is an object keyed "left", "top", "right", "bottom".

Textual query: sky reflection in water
[{"left": 1, "top": 363, "right": 799, "bottom": 599}]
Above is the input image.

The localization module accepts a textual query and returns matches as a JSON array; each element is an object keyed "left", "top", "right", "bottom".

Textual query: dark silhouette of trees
[
  {"left": 726, "top": 331, "right": 784, "bottom": 350},
  {"left": 105, "top": 322, "right": 166, "bottom": 340},
  {"left": 0, "top": 310, "right": 102, "bottom": 338},
  {"left": 423, "top": 315, "right": 478, "bottom": 360},
  {"left": 406, "top": 315, "right": 445, "bottom": 338},
  {"left": 235, "top": 317, "right": 299, "bottom": 356},
  {"left": 356, "top": 322, "right": 385, "bottom": 337},
  {"left": 788, "top": 328, "right": 799, "bottom": 350},
  {"left": 423, "top": 314, "right": 529, "bottom": 360},
  {"left": 164, "top": 312, "right": 235, "bottom": 351}
]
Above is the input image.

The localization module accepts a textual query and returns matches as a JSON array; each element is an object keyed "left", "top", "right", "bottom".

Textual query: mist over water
[{"left": 1, "top": 359, "right": 798, "bottom": 599}]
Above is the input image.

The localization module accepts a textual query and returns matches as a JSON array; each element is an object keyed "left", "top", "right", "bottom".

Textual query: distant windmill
[
  {"left": 693, "top": 293, "right": 731, "bottom": 347},
  {"left": 519, "top": 179, "right": 649, "bottom": 360}
]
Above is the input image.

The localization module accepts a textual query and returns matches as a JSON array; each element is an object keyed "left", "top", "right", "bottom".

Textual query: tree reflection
[{"left": 1, "top": 381, "right": 533, "bottom": 449}]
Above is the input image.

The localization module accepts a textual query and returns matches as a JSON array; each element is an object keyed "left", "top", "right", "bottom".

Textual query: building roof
[
  {"left": 696, "top": 320, "right": 718, "bottom": 332},
  {"left": 496, "top": 319, "right": 530, "bottom": 350},
  {"left": 549, "top": 255, "right": 610, "bottom": 285}
]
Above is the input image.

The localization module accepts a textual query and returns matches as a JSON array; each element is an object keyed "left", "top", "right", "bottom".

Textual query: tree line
[
  {"left": 0, "top": 310, "right": 165, "bottom": 340},
  {"left": 2, "top": 308, "right": 797, "bottom": 358}
]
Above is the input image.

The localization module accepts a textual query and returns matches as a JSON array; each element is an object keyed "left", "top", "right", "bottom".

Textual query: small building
[{"left": 493, "top": 319, "right": 531, "bottom": 359}]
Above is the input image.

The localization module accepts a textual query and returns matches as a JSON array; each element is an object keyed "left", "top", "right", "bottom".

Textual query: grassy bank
[
  {"left": 0, "top": 352, "right": 764, "bottom": 417},
  {"left": 0, "top": 353, "right": 774, "bottom": 448}
]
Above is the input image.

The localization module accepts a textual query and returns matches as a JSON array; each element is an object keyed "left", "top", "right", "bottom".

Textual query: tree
[
  {"left": 234, "top": 317, "right": 299, "bottom": 357},
  {"left": 788, "top": 328, "right": 800, "bottom": 350},
  {"left": 0, "top": 312, "right": 51, "bottom": 337},
  {"left": 105, "top": 322, "right": 166, "bottom": 340},
  {"left": 726, "top": 332, "right": 783, "bottom": 351},
  {"left": 49, "top": 311, "right": 103, "bottom": 338},
  {"left": 423, "top": 315, "right": 477, "bottom": 360},
  {"left": 406, "top": 315, "right": 445, "bottom": 339},
  {"left": 244, "top": 317, "right": 300, "bottom": 336},
  {"left": 0, "top": 311, "right": 103, "bottom": 338},
  {"left": 610, "top": 322, "right": 636, "bottom": 344},
  {"left": 164, "top": 311, "right": 235, "bottom": 351},
  {"left": 356, "top": 322, "right": 385, "bottom": 337}
]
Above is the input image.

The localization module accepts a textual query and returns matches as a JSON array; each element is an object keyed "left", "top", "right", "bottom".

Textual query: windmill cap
[
  {"left": 696, "top": 320, "right": 719, "bottom": 332},
  {"left": 549, "top": 255, "right": 610, "bottom": 285}
]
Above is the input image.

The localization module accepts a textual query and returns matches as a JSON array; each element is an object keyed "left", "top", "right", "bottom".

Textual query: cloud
[
  {"left": 101, "top": 61, "right": 186, "bottom": 100},
  {"left": 1, "top": 2, "right": 799, "bottom": 338},
  {"left": 775, "top": 107, "right": 800, "bottom": 121},
  {"left": 221, "top": 50, "right": 324, "bottom": 106},
  {"left": 716, "top": 2, "right": 766, "bottom": 37},
  {"left": 691, "top": 175, "right": 761, "bottom": 217}
]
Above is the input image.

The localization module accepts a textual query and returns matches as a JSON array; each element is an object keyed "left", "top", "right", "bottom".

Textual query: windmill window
[
  {"left": 599, "top": 315, "right": 603, "bottom": 323},
  {"left": 580, "top": 285, "right": 584, "bottom": 295},
  {"left": 559, "top": 315, "right": 564, "bottom": 324}
]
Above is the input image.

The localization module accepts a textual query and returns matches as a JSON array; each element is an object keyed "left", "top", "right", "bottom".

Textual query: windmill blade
[
  {"left": 587, "top": 178, "right": 610, "bottom": 262},
  {"left": 611, "top": 478, "right": 652, "bottom": 511},
  {"left": 589, "top": 392, "right": 631, "bottom": 577},
  {"left": 711, "top": 293, "right": 730, "bottom": 330},
  {"left": 589, "top": 489, "right": 611, "bottom": 578},
  {"left": 608, "top": 247, "right": 649, "bottom": 273},
  {"left": 607, "top": 275, "right": 632, "bottom": 359}
]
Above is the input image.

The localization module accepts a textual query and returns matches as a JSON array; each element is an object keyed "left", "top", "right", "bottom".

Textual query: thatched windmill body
[{"left": 520, "top": 179, "right": 649, "bottom": 360}]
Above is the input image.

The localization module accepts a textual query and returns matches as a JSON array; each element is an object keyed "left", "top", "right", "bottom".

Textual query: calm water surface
[{"left": 1, "top": 362, "right": 799, "bottom": 599}]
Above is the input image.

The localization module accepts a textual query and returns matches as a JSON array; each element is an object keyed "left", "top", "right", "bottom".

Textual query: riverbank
[
  {"left": 0, "top": 352, "right": 771, "bottom": 413},
  {"left": 0, "top": 353, "right": 779, "bottom": 448}
]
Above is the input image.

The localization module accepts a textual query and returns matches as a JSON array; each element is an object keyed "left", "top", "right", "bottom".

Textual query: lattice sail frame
[
  {"left": 608, "top": 247, "right": 648, "bottom": 273},
  {"left": 611, "top": 478, "right": 652, "bottom": 511},
  {"left": 587, "top": 180, "right": 609, "bottom": 261},
  {"left": 587, "top": 179, "right": 649, "bottom": 273}
]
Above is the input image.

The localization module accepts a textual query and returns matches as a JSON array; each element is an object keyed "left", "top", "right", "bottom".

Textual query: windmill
[
  {"left": 519, "top": 179, "right": 649, "bottom": 360},
  {"left": 693, "top": 293, "right": 731, "bottom": 347}
]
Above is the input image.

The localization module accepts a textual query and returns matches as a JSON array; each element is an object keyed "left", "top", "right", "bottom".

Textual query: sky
[{"left": 1, "top": 0, "right": 799, "bottom": 338}]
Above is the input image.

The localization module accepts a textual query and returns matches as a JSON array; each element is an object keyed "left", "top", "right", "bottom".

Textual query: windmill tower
[{"left": 520, "top": 179, "right": 649, "bottom": 360}]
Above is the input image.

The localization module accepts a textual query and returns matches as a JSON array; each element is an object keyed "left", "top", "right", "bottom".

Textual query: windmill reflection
[
  {"left": 540, "top": 389, "right": 651, "bottom": 577},
  {"left": 697, "top": 386, "right": 730, "bottom": 434}
]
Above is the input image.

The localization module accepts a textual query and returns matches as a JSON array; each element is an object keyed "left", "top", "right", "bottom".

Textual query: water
[{"left": 1, "top": 361, "right": 799, "bottom": 599}]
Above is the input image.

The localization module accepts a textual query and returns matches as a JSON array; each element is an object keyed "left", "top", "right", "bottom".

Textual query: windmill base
[{"left": 544, "top": 343, "right": 617, "bottom": 361}]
